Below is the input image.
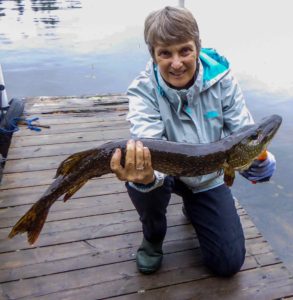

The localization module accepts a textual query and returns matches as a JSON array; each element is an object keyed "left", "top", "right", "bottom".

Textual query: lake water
[
  {"left": 1, "top": 0, "right": 293, "bottom": 274},
  {"left": 0, "top": 0, "right": 154, "bottom": 98},
  {"left": 1, "top": 0, "right": 293, "bottom": 98}
]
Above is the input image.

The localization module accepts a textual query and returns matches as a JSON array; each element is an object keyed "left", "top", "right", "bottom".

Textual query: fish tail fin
[{"left": 8, "top": 201, "right": 50, "bottom": 245}]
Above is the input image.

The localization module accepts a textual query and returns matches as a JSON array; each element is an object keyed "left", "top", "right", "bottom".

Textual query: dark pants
[{"left": 126, "top": 177, "right": 246, "bottom": 277}]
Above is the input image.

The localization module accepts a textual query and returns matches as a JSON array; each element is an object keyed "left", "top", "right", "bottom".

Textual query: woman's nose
[{"left": 171, "top": 55, "right": 183, "bottom": 69}]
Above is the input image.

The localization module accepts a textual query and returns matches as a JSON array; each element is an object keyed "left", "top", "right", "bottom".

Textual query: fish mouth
[{"left": 257, "top": 114, "right": 282, "bottom": 144}]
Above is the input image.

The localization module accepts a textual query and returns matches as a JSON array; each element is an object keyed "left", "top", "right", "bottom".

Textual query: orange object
[
  {"left": 257, "top": 150, "right": 268, "bottom": 161},
  {"left": 251, "top": 150, "right": 268, "bottom": 184}
]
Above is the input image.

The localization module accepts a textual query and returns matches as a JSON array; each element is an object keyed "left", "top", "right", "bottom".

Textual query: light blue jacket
[{"left": 127, "top": 48, "right": 254, "bottom": 193}]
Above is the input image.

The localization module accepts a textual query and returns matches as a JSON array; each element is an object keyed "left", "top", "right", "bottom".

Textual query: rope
[
  {"left": 15, "top": 117, "right": 42, "bottom": 132},
  {"left": 0, "top": 117, "right": 43, "bottom": 134}
]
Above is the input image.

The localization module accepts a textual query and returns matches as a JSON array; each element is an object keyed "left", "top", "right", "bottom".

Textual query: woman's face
[{"left": 154, "top": 40, "right": 198, "bottom": 89}]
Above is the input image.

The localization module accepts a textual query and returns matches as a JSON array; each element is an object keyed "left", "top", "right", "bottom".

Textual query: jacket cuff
[{"left": 128, "top": 171, "right": 165, "bottom": 193}]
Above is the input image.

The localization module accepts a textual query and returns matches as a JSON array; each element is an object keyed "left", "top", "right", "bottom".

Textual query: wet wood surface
[{"left": 0, "top": 94, "right": 293, "bottom": 299}]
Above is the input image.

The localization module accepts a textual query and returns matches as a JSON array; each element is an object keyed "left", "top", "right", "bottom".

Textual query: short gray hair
[{"left": 144, "top": 6, "right": 201, "bottom": 58}]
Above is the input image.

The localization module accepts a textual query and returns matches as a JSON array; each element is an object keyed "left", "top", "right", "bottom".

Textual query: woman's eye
[
  {"left": 159, "top": 50, "right": 171, "bottom": 57},
  {"left": 181, "top": 47, "right": 192, "bottom": 56}
]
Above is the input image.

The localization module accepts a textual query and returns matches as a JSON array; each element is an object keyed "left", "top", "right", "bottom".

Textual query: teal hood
[{"left": 199, "top": 48, "right": 230, "bottom": 88}]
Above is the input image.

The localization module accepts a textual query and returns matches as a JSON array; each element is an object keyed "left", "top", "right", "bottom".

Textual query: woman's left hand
[{"left": 240, "top": 151, "right": 276, "bottom": 183}]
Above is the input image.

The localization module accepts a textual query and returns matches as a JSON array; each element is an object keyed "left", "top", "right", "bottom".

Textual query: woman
[{"left": 110, "top": 6, "right": 276, "bottom": 276}]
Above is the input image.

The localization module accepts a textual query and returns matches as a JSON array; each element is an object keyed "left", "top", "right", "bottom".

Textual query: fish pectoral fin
[
  {"left": 223, "top": 162, "right": 235, "bottom": 187},
  {"left": 55, "top": 149, "right": 95, "bottom": 177},
  {"left": 63, "top": 179, "right": 88, "bottom": 202}
]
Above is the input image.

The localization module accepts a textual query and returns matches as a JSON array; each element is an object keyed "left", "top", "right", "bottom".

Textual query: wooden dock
[{"left": 1, "top": 94, "right": 293, "bottom": 300}]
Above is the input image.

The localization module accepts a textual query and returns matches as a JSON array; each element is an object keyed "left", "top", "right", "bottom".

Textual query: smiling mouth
[{"left": 170, "top": 70, "right": 185, "bottom": 78}]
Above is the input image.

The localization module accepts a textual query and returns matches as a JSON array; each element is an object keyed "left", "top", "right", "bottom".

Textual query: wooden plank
[
  {"left": 23, "top": 94, "right": 128, "bottom": 110},
  {"left": 0, "top": 225, "right": 196, "bottom": 282},
  {"left": 12, "top": 119, "right": 129, "bottom": 138},
  {"left": 5, "top": 133, "right": 129, "bottom": 173},
  {"left": 0, "top": 203, "right": 190, "bottom": 252},
  {"left": 14, "top": 112, "right": 127, "bottom": 128},
  {"left": 0, "top": 197, "right": 246, "bottom": 229},
  {"left": 0, "top": 178, "right": 125, "bottom": 208},
  {"left": 0, "top": 223, "right": 195, "bottom": 270},
  {"left": 0, "top": 224, "right": 258, "bottom": 281},
  {"left": 0, "top": 224, "right": 260, "bottom": 279},
  {"left": 0, "top": 234, "right": 270, "bottom": 284},
  {"left": 3, "top": 152, "right": 122, "bottom": 173},
  {"left": 34, "top": 256, "right": 285, "bottom": 300},
  {"left": 23, "top": 95, "right": 128, "bottom": 110},
  {"left": 0, "top": 201, "right": 246, "bottom": 232},
  {"left": 0, "top": 193, "right": 245, "bottom": 228},
  {"left": 0, "top": 198, "right": 245, "bottom": 234},
  {"left": 6, "top": 139, "right": 125, "bottom": 159},
  {"left": 10, "top": 127, "right": 129, "bottom": 147},
  {"left": 0, "top": 169, "right": 117, "bottom": 189},
  {"left": 0, "top": 247, "right": 284, "bottom": 300},
  {"left": 0, "top": 205, "right": 255, "bottom": 253},
  {"left": 0, "top": 250, "right": 212, "bottom": 299},
  {"left": 4, "top": 155, "right": 70, "bottom": 173},
  {"left": 5, "top": 128, "right": 129, "bottom": 173},
  {"left": 1, "top": 169, "right": 59, "bottom": 189},
  {"left": 0, "top": 194, "right": 182, "bottom": 228},
  {"left": 25, "top": 102, "right": 128, "bottom": 114},
  {"left": 114, "top": 264, "right": 293, "bottom": 300}
]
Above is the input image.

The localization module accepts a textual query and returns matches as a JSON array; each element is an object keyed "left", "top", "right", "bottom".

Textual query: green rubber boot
[{"left": 136, "top": 238, "right": 163, "bottom": 274}]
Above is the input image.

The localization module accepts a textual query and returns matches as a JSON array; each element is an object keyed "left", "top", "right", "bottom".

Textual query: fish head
[
  {"left": 245, "top": 114, "right": 282, "bottom": 148},
  {"left": 229, "top": 114, "right": 282, "bottom": 169}
]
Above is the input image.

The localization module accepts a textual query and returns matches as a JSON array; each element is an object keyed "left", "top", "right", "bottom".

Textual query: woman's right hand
[{"left": 110, "top": 139, "right": 155, "bottom": 185}]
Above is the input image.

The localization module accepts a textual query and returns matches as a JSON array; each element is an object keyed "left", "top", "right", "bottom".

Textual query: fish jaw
[{"left": 257, "top": 114, "right": 282, "bottom": 145}]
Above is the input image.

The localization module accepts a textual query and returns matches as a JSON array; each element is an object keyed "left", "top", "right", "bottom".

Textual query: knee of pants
[{"left": 203, "top": 241, "right": 246, "bottom": 277}]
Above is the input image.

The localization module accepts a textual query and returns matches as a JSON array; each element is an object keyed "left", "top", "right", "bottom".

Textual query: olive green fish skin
[
  {"left": 101, "top": 114, "right": 282, "bottom": 176},
  {"left": 8, "top": 114, "right": 282, "bottom": 245}
]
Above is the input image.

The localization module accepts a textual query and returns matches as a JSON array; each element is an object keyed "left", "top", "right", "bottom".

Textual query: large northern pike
[{"left": 8, "top": 114, "right": 282, "bottom": 245}]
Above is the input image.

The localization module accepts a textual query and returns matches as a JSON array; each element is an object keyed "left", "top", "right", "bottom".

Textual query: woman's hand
[
  {"left": 240, "top": 151, "right": 276, "bottom": 183},
  {"left": 110, "top": 139, "right": 155, "bottom": 185}
]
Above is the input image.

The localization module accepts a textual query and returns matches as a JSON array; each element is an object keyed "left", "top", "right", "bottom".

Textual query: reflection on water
[
  {"left": 31, "top": 0, "right": 81, "bottom": 11},
  {"left": 0, "top": 0, "right": 81, "bottom": 35},
  {"left": 0, "top": 0, "right": 82, "bottom": 14},
  {"left": 0, "top": 0, "right": 151, "bottom": 97}
]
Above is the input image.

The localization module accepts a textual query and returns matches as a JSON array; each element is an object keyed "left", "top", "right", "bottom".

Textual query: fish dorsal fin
[{"left": 55, "top": 149, "right": 94, "bottom": 177}]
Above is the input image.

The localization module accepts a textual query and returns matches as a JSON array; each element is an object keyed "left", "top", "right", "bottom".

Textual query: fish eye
[{"left": 251, "top": 132, "right": 259, "bottom": 140}]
